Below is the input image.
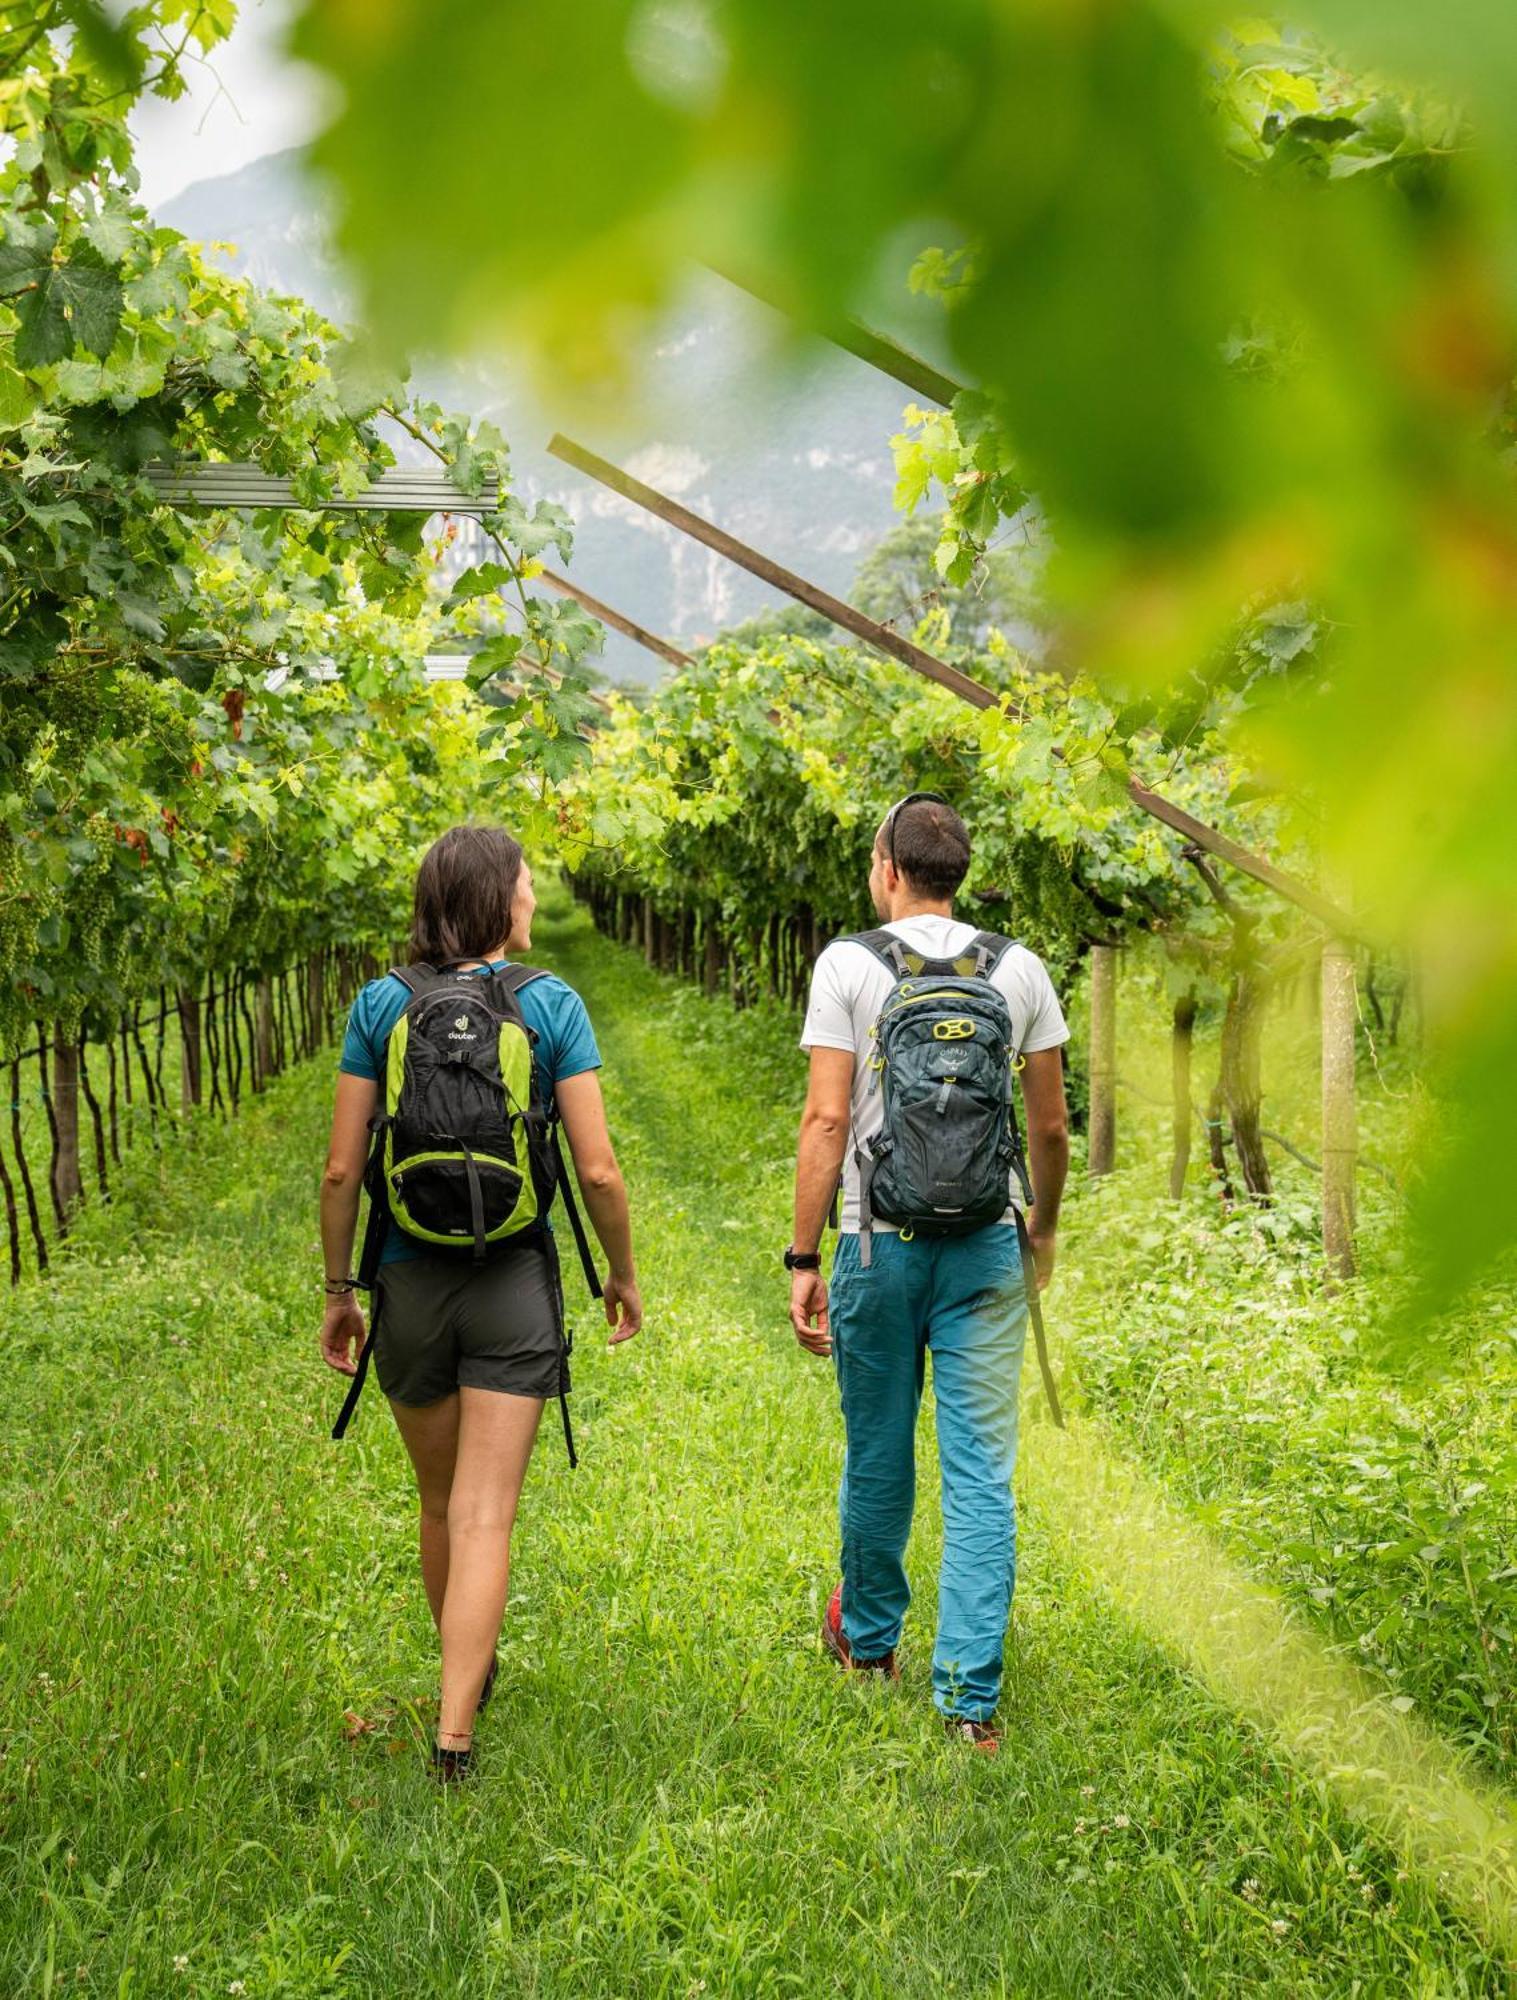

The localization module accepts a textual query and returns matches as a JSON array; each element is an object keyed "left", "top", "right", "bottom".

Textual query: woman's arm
[
  {"left": 318, "top": 1072, "right": 378, "bottom": 1374},
  {"left": 554, "top": 1069, "right": 641, "bottom": 1343}
]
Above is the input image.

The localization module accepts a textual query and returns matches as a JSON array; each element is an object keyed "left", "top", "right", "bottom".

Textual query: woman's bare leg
[
  {"left": 435, "top": 1387, "right": 544, "bottom": 1747},
  {"left": 389, "top": 1393, "right": 461, "bottom": 1629}
]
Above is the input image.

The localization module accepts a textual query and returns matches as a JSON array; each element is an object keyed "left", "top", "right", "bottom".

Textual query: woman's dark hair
[
  {"left": 879, "top": 798, "right": 971, "bottom": 900},
  {"left": 408, "top": 825, "right": 524, "bottom": 965}
]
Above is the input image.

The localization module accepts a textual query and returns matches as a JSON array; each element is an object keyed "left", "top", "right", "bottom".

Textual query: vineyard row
[
  {"left": 0, "top": 945, "right": 392, "bottom": 1286},
  {"left": 567, "top": 873, "right": 1384, "bottom": 1274}
]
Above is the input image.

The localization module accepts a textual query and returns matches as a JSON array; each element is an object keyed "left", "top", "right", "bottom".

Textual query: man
[{"left": 788, "top": 793, "right": 1070, "bottom": 1752}]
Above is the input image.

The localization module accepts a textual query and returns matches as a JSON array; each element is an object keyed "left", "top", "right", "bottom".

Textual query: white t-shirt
[{"left": 800, "top": 914, "right": 1069, "bottom": 1231}]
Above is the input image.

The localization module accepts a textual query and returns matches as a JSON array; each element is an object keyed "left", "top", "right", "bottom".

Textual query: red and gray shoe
[
  {"left": 943, "top": 1716, "right": 1000, "bottom": 1755},
  {"left": 821, "top": 1583, "right": 900, "bottom": 1680}
]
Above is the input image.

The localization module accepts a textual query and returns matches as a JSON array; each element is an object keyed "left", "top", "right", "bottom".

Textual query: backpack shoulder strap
[
  {"left": 841, "top": 929, "right": 917, "bottom": 979},
  {"left": 957, "top": 930, "right": 1016, "bottom": 979},
  {"left": 389, "top": 963, "right": 438, "bottom": 998},
  {"left": 487, "top": 964, "right": 555, "bottom": 1121},
  {"left": 491, "top": 962, "right": 553, "bottom": 1000}
]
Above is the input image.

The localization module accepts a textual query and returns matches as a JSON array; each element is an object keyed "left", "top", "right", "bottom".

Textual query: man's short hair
[{"left": 878, "top": 798, "right": 971, "bottom": 899}]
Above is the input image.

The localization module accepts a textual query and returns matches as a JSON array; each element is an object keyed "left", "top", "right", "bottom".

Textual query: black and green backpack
[
  {"left": 331, "top": 962, "right": 601, "bottom": 1454},
  {"left": 848, "top": 928, "right": 1064, "bottom": 1426}
]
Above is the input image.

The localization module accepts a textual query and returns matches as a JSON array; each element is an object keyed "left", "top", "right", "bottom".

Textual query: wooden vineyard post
[
  {"left": 256, "top": 975, "right": 276, "bottom": 1085},
  {"left": 238, "top": 975, "right": 259, "bottom": 1095},
  {"left": 10, "top": 1056, "right": 47, "bottom": 1273},
  {"left": 1206, "top": 1080, "right": 1235, "bottom": 1200},
  {"left": 1088, "top": 944, "right": 1117, "bottom": 1177},
  {"left": 1321, "top": 927, "right": 1359, "bottom": 1281},
  {"left": 154, "top": 987, "right": 168, "bottom": 1106},
  {"left": 177, "top": 985, "right": 203, "bottom": 1111},
  {"left": 36, "top": 1024, "right": 67, "bottom": 1231},
  {"left": 0, "top": 1124, "right": 20, "bottom": 1285},
  {"left": 275, "top": 970, "right": 293, "bottom": 1073},
  {"left": 105, "top": 1035, "right": 120, "bottom": 1167},
  {"left": 128, "top": 1005, "right": 159, "bottom": 1136},
  {"left": 306, "top": 953, "right": 326, "bottom": 1055},
  {"left": 224, "top": 976, "right": 242, "bottom": 1111},
  {"left": 49, "top": 1024, "right": 84, "bottom": 1220},
  {"left": 1170, "top": 992, "right": 1197, "bottom": 1199},
  {"left": 76, "top": 1034, "right": 109, "bottom": 1200},
  {"left": 1220, "top": 966, "right": 1273, "bottom": 1202},
  {"left": 204, "top": 973, "right": 225, "bottom": 1116}
]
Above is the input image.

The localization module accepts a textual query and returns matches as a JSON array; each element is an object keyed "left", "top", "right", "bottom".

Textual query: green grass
[{"left": 1, "top": 896, "right": 1513, "bottom": 1995}]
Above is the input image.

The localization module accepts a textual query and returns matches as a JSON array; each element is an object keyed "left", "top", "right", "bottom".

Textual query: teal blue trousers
[{"left": 829, "top": 1225, "right": 1028, "bottom": 1721}]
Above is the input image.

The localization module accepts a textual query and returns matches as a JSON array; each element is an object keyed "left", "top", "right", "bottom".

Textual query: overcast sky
[{"left": 129, "top": 0, "right": 325, "bottom": 209}]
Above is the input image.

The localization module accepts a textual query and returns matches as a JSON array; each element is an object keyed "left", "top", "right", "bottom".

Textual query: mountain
[{"left": 160, "top": 150, "right": 924, "bottom": 686}]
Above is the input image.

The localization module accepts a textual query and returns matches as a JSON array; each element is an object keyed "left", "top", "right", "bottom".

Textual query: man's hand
[
  {"left": 604, "top": 1272, "right": 643, "bottom": 1344},
  {"left": 320, "top": 1294, "right": 366, "bottom": 1375},
  {"left": 790, "top": 1270, "right": 831, "bottom": 1357},
  {"left": 1026, "top": 1215, "right": 1057, "bottom": 1292}
]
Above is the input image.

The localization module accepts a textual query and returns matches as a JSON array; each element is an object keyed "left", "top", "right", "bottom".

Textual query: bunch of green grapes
[{"left": 0, "top": 827, "right": 52, "bottom": 1055}]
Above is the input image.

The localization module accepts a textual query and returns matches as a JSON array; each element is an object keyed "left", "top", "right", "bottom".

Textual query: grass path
[{"left": 1, "top": 898, "right": 1510, "bottom": 1996}]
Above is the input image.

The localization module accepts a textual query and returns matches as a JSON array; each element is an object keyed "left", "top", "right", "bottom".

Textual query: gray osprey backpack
[{"left": 851, "top": 929, "right": 1031, "bottom": 1255}]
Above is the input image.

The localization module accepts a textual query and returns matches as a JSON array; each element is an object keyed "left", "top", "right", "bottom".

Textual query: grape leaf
[
  {"left": 446, "top": 561, "right": 518, "bottom": 608},
  {"left": 14, "top": 245, "right": 124, "bottom": 368},
  {"left": 466, "top": 634, "right": 523, "bottom": 687}
]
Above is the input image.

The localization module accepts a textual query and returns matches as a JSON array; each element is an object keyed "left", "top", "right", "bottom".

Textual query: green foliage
[
  {"left": 1062, "top": 953, "right": 1516, "bottom": 1776},
  {"left": 561, "top": 623, "right": 1300, "bottom": 996},
  {"left": 0, "top": 2, "right": 603, "bottom": 1047},
  {"left": 851, "top": 510, "right": 1042, "bottom": 655}
]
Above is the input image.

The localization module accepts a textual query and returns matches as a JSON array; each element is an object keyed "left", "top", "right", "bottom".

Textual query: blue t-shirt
[{"left": 339, "top": 962, "right": 601, "bottom": 1263}]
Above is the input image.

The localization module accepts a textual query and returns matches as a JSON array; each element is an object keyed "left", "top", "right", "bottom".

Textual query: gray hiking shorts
[{"left": 372, "top": 1241, "right": 567, "bottom": 1406}]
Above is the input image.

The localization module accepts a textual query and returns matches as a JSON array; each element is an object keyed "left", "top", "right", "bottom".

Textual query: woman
[{"left": 318, "top": 825, "right": 641, "bottom": 1780}]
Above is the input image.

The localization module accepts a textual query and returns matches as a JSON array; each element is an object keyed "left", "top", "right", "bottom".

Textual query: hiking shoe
[
  {"left": 943, "top": 1716, "right": 1000, "bottom": 1755},
  {"left": 821, "top": 1583, "right": 900, "bottom": 1680},
  {"left": 430, "top": 1741, "right": 474, "bottom": 1784}
]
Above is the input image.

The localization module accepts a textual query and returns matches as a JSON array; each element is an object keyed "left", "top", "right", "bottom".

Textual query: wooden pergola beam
[
  {"left": 547, "top": 431, "right": 1359, "bottom": 937},
  {"left": 710, "top": 263, "right": 967, "bottom": 409},
  {"left": 548, "top": 434, "right": 996, "bottom": 710},
  {"left": 537, "top": 567, "right": 692, "bottom": 670}
]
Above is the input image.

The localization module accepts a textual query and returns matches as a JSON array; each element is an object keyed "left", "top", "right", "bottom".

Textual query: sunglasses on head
[{"left": 882, "top": 790, "right": 950, "bottom": 867}]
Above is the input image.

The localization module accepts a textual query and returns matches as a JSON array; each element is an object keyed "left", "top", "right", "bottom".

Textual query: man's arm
[
  {"left": 1020, "top": 1047, "right": 1070, "bottom": 1291},
  {"left": 789, "top": 1046, "right": 853, "bottom": 1356}
]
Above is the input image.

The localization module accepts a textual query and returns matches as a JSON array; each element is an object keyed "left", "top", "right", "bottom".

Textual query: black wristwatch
[{"left": 784, "top": 1246, "right": 822, "bottom": 1272}]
